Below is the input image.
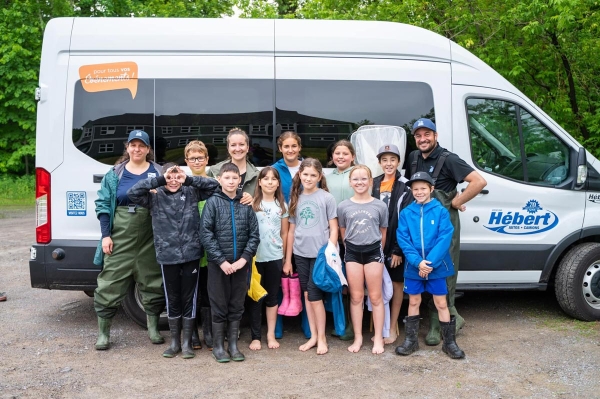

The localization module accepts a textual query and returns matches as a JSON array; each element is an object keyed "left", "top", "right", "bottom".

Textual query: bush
[{"left": 0, "top": 175, "right": 35, "bottom": 206}]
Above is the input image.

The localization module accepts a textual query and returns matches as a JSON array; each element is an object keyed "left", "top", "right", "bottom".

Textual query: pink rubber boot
[
  {"left": 285, "top": 273, "right": 302, "bottom": 317},
  {"left": 277, "top": 275, "right": 291, "bottom": 316}
]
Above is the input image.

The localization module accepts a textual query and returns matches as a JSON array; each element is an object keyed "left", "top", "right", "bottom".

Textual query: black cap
[{"left": 407, "top": 171, "right": 434, "bottom": 187}]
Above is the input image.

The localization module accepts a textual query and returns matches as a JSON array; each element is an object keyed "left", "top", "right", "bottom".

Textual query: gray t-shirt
[
  {"left": 337, "top": 198, "right": 389, "bottom": 246},
  {"left": 289, "top": 189, "right": 337, "bottom": 258}
]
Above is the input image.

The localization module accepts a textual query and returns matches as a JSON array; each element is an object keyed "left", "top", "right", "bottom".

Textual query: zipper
[
  {"left": 443, "top": 259, "right": 449, "bottom": 271},
  {"left": 230, "top": 199, "right": 237, "bottom": 257},
  {"left": 420, "top": 204, "right": 427, "bottom": 280}
]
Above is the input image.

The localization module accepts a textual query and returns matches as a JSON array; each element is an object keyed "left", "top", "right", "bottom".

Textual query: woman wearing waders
[{"left": 92, "top": 130, "right": 166, "bottom": 350}]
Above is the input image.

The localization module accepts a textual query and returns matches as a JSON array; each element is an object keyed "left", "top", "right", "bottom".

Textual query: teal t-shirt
[{"left": 255, "top": 200, "right": 288, "bottom": 262}]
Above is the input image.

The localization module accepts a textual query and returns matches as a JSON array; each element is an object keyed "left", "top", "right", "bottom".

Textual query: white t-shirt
[
  {"left": 288, "top": 164, "right": 300, "bottom": 177},
  {"left": 255, "top": 200, "right": 288, "bottom": 262}
]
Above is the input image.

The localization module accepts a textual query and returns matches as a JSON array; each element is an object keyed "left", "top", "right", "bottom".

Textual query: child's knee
[
  {"left": 408, "top": 295, "right": 421, "bottom": 307},
  {"left": 433, "top": 296, "right": 448, "bottom": 310}
]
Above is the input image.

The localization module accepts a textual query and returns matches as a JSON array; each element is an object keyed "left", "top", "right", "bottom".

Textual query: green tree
[{"left": 300, "top": 206, "right": 315, "bottom": 225}]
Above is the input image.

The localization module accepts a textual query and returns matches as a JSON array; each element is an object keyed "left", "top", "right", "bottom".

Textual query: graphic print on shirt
[
  {"left": 348, "top": 208, "right": 376, "bottom": 235},
  {"left": 259, "top": 204, "right": 283, "bottom": 245},
  {"left": 297, "top": 200, "right": 320, "bottom": 228}
]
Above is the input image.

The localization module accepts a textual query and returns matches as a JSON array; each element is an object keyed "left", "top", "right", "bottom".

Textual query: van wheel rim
[{"left": 582, "top": 262, "right": 600, "bottom": 309}]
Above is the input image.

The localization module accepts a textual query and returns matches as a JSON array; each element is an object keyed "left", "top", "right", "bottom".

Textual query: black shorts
[
  {"left": 384, "top": 256, "right": 405, "bottom": 283},
  {"left": 294, "top": 255, "right": 323, "bottom": 302},
  {"left": 344, "top": 241, "right": 384, "bottom": 265}
]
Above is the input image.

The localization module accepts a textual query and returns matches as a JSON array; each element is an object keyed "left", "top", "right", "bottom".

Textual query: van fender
[{"left": 540, "top": 230, "right": 582, "bottom": 283}]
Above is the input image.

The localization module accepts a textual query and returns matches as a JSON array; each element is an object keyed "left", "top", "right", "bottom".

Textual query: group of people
[{"left": 93, "top": 119, "right": 486, "bottom": 362}]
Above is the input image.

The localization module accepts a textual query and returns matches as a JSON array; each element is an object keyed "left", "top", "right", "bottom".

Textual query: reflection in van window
[
  {"left": 467, "top": 98, "right": 570, "bottom": 186},
  {"left": 276, "top": 80, "right": 434, "bottom": 167},
  {"left": 72, "top": 80, "right": 154, "bottom": 165}
]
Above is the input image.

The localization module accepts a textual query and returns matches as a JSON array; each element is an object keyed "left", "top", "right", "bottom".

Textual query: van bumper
[{"left": 29, "top": 239, "right": 100, "bottom": 291}]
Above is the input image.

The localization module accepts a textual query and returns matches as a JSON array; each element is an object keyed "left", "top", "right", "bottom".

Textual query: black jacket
[
  {"left": 372, "top": 171, "right": 414, "bottom": 257},
  {"left": 199, "top": 189, "right": 259, "bottom": 266},
  {"left": 128, "top": 175, "right": 219, "bottom": 264}
]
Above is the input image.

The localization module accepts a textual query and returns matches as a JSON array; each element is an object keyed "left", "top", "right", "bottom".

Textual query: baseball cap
[
  {"left": 127, "top": 130, "right": 150, "bottom": 146},
  {"left": 407, "top": 171, "right": 435, "bottom": 187},
  {"left": 411, "top": 118, "right": 437, "bottom": 135},
  {"left": 376, "top": 144, "right": 401, "bottom": 160}
]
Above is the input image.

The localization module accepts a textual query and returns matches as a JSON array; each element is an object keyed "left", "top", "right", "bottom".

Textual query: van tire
[
  {"left": 122, "top": 284, "right": 168, "bottom": 330},
  {"left": 555, "top": 242, "right": 600, "bottom": 321}
]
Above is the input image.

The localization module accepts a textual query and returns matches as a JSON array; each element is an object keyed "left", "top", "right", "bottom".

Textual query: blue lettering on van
[
  {"left": 483, "top": 199, "right": 558, "bottom": 235},
  {"left": 67, "top": 191, "right": 87, "bottom": 216}
]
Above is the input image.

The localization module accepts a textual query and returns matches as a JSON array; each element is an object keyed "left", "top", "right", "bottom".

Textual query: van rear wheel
[
  {"left": 121, "top": 284, "right": 168, "bottom": 330},
  {"left": 555, "top": 242, "right": 600, "bottom": 321}
]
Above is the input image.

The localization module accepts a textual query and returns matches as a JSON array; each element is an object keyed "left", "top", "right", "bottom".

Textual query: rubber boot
[
  {"left": 441, "top": 316, "right": 465, "bottom": 359},
  {"left": 277, "top": 276, "right": 291, "bottom": 315},
  {"left": 395, "top": 315, "right": 420, "bottom": 356},
  {"left": 162, "top": 317, "right": 181, "bottom": 358},
  {"left": 227, "top": 320, "right": 245, "bottom": 362},
  {"left": 425, "top": 309, "right": 441, "bottom": 346},
  {"left": 301, "top": 300, "right": 311, "bottom": 339},
  {"left": 181, "top": 317, "right": 195, "bottom": 359},
  {"left": 338, "top": 293, "right": 354, "bottom": 341},
  {"left": 201, "top": 307, "right": 213, "bottom": 349},
  {"left": 211, "top": 322, "right": 230, "bottom": 363},
  {"left": 275, "top": 314, "right": 284, "bottom": 339},
  {"left": 284, "top": 273, "right": 302, "bottom": 316},
  {"left": 192, "top": 319, "right": 202, "bottom": 350},
  {"left": 95, "top": 317, "right": 112, "bottom": 350},
  {"left": 449, "top": 306, "right": 465, "bottom": 334},
  {"left": 146, "top": 314, "right": 165, "bottom": 344}
]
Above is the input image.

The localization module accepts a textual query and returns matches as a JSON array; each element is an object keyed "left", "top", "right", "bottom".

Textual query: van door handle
[
  {"left": 461, "top": 188, "right": 489, "bottom": 194},
  {"left": 93, "top": 174, "right": 105, "bottom": 183}
]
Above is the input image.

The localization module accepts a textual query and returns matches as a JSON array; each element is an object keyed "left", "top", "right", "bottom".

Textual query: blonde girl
[
  {"left": 285, "top": 158, "right": 338, "bottom": 355},
  {"left": 337, "top": 165, "right": 388, "bottom": 354},
  {"left": 249, "top": 167, "right": 289, "bottom": 351}
]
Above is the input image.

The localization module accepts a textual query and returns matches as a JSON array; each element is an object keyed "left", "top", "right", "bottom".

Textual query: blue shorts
[{"left": 403, "top": 277, "right": 448, "bottom": 296}]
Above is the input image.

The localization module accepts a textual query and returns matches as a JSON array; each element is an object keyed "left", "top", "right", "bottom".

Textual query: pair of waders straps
[{"left": 409, "top": 150, "right": 450, "bottom": 186}]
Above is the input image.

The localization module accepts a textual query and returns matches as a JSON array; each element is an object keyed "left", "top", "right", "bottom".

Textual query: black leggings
[
  {"left": 161, "top": 259, "right": 200, "bottom": 318},
  {"left": 249, "top": 259, "right": 283, "bottom": 340}
]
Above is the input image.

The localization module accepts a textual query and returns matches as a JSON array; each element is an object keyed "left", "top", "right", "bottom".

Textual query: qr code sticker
[{"left": 67, "top": 191, "right": 87, "bottom": 216}]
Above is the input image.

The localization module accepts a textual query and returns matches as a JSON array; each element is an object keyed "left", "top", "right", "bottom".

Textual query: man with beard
[{"left": 406, "top": 118, "right": 486, "bottom": 346}]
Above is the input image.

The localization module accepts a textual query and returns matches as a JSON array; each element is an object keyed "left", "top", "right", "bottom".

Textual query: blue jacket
[
  {"left": 396, "top": 199, "right": 454, "bottom": 281},
  {"left": 272, "top": 158, "right": 293, "bottom": 203}
]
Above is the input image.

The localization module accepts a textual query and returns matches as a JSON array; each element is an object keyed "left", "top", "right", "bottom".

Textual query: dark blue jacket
[{"left": 396, "top": 199, "right": 454, "bottom": 281}]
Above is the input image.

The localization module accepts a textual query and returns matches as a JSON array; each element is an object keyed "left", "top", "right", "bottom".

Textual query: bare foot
[
  {"left": 316, "top": 339, "right": 328, "bottom": 355},
  {"left": 384, "top": 329, "right": 398, "bottom": 345},
  {"left": 372, "top": 336, "right": 385, "bottom": 354},
  {"left": 299, "top": 337, "right": 317, "bottom": 352},
  {"left": 267, "top": 333, "right": 280, "bottom": 349},
  {"left": 347, "top": 336, "right": 363, "bottom": 353},
  {"left": 249, "top": 339, "right": 261, "bottom": 351}
]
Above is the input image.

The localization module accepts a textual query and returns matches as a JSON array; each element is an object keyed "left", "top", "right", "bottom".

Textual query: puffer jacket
[
  {"left": 396, "top": 198, "right": 454, "bottom": 281},
  {"left": 199, "top": 189, "right": 260, "bottom": 266},
  {"left": 372, "top": 170, "right": 413, "bottom": 257},
  {"left": 207, "top": 160, "right": 259, "bottom": 196},
  {"left": 93, "top": 160, "right": 162, "bottom": 266},
  {"left": 127, "top": 175, "right": 219, "bottom": 264}
]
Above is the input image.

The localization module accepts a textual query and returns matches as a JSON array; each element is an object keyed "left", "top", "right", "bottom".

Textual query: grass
[{"left": 0, "top": 175, "right": 35, "bottom": 207}]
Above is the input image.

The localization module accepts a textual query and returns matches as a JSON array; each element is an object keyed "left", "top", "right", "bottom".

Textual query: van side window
[
  {"left": 467, "top": 98, "right": 570, "bottom": 186},
  {"left": 276, "top": 80, "right": 435, "bottom": 166},
  {"left": 72, "top": 80, "right": 154, "bottom": 165}
]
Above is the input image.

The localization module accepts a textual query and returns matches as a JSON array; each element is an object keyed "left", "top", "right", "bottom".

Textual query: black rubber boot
[
  {"left": 192, "top": 319, "right": 202, "bottom": 350},
  {"left": 162, "top": 317, "right": 182, "bottom": 358},
  {"left": 395, "top": 315, "right": 420, "bottom": 356},
  {"left": 95, "top": 317, "right": 112, "bottom": 350},
  {"left": 211, "top": 322, "right": 230, "bottom": 363},
  {"left": 441, "top": 316, "right": 465, "bottom": 359},
  {"left": 181, "top": 317, "right": 196, "bottom": 359},
  {"left": 201, "top": 307, "right": 213, "bottom": 349},
  {"left": 227, "top": 320, "right": 245, "bottom": 362}
]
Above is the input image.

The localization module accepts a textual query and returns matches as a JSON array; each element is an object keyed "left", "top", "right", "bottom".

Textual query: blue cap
[
  {"left": 127, "top": 130, "right": 150, "bottom": 146},
  {"left": 407, "top": 171, "right": 435, "bottom": 187},
  {"left": 411, "top": 118, "right": 437, "bottom": 135}
]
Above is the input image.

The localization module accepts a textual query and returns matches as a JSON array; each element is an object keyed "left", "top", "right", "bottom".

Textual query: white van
[{"left": 29, "top": 18, "right": 600, "bottom": 324}]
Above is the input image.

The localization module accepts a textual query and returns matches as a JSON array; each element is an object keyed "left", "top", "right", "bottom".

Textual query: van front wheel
[
  {"left": 122, "top": 284, "right": 168, "bottom": 330},
  {"left": 555, "top": 242, "right": 600, "bottom": 321}
]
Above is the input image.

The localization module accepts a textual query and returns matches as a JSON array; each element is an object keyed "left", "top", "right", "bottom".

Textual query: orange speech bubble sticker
[{"left": 79, "top": 62, "right": 139, "bottom": 99}]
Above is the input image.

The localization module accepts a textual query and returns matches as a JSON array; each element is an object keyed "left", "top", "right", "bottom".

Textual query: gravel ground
[{"left": 0, "top": 207, "right": 598, "bottom": 399}]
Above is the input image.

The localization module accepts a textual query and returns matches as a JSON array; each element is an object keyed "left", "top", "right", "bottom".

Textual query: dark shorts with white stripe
[{"left": 344, "top": 241, "right": 384, "bottom": 265}]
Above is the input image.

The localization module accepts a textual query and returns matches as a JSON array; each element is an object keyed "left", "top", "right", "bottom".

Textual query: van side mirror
[{"left": 576, "top": 147, "right": 587, "bottom": 187}]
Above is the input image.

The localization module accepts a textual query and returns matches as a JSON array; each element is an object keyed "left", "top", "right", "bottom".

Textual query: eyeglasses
[{"left": 186, "top": 157, "right": 206, "bottom": 163}]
